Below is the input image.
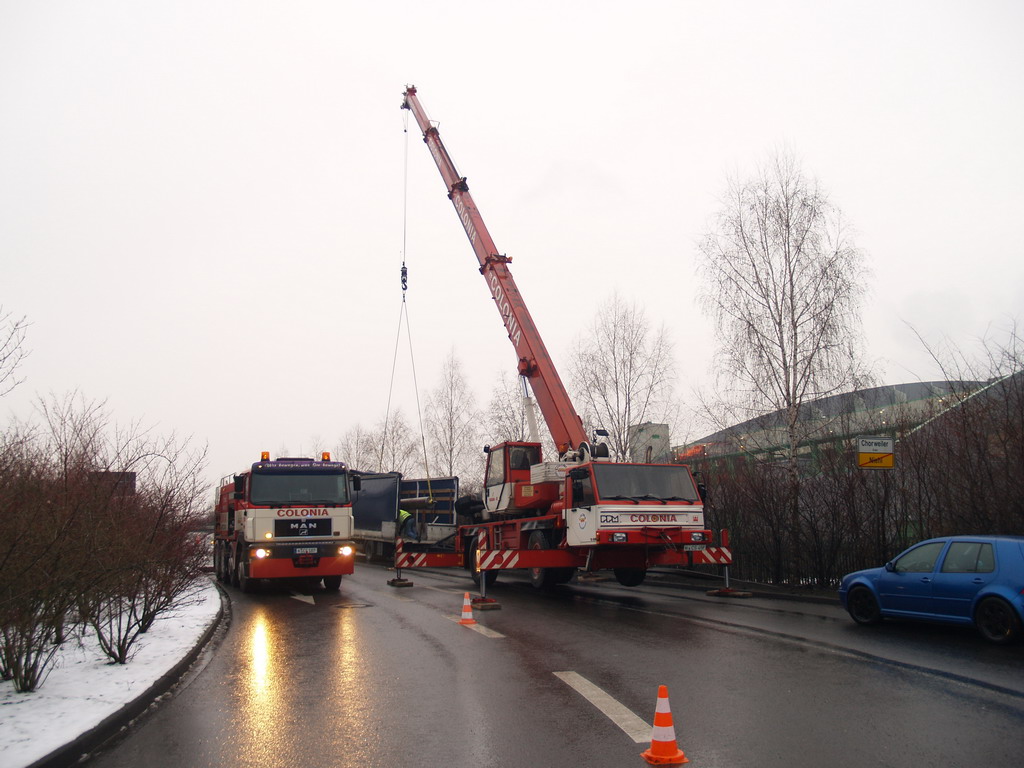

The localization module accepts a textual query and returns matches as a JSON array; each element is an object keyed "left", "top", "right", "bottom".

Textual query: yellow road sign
[
  {"left": 856, "top": 436, "right": 894, "bottom": 470},
  {"left": 858, "top": 452, "right": 894, "bottom": 469}
]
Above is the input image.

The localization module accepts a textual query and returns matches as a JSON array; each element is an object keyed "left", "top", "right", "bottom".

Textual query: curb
[
  {"left": 27, "top": 581, "right": 229, "bottom": 768},
  {"left": 645, "top": 569, "right": 839, "bottom": 606}
]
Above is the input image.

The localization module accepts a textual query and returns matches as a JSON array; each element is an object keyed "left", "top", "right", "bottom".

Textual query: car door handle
[{"left": 919, "top": 577, "right": 932, "bottom": 583}]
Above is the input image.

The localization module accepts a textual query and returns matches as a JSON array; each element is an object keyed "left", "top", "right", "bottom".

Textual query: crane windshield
[{"left": 591, "top": 464, "right": 701, "bottom": 503}]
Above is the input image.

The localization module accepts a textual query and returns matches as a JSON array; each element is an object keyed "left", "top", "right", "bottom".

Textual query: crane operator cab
[{"left": 482, "top": 441, "right": 556, "bottom": 517}]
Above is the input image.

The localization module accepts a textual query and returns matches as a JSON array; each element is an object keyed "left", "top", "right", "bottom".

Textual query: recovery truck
[
  {"left": 397, "top": 86, "right": 732, "bottom": 588},
  {"left": 213, "top": 452, "right": 359, "bottom": 592}
]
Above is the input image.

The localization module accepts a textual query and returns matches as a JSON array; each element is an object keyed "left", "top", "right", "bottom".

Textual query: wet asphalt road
[{"left": 87, "top": 564, "right": 1024, "bottom": 768}]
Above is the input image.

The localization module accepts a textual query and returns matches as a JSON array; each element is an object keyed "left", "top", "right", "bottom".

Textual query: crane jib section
[{"left": 402, "top": 86, "right": 588, "bottom": 450}]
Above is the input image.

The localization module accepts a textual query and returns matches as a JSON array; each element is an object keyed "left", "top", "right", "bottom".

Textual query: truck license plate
[
  {"left": 683, "top": 544, "right": 706, "bottom": 551},
  {"left": 293, "top": 547, "right": 318, "bottom": 554}
]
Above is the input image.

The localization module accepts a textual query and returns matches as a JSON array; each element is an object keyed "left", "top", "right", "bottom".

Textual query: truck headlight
[
  {"left": 254, "top": 548, "right": 269, "bottom": 559},
  {"left": 611, "top": 532, "right": 628, "bottom": 543},
  {"left": 339, "top": 545, "right": 354, "bottom": 557},
  {"left": 691, "top": 532, "right": 705, "bottom": 542}
]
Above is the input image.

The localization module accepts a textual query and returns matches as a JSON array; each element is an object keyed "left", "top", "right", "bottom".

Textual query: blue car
[{"left": 839, "top": 535, "right": 1024, "bottom": 644}]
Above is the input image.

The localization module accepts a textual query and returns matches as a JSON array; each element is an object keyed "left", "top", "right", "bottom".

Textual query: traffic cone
[
  {"left": 641, "top": 685, "right": 688, "bottom": 765},
  {"left": 457, "top": 592, "right": 477, "bottom": 625}
]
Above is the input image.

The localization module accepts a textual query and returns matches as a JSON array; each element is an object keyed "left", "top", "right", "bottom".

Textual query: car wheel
[
  {"left": 974, "top": 596, "right": 1022, "bottom": 644},
  {"left": 847, "top": 586, "right": 882, "bottom": 625}
]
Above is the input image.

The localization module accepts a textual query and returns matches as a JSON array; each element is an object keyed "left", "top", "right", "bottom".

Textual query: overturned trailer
[{"left": 351, "top": 472, "right": 459, "bottom": 560}]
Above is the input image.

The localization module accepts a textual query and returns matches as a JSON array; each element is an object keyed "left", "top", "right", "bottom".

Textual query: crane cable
[{"left": 380, "top": 109, "right": 434, "bottom": 503}]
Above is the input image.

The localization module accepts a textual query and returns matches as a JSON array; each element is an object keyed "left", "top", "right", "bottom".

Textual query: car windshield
[
  {"left": 250, "top": 472, "right": 350, "bottom": 505},
  {"left": 591, "top": 464, "right": 701, "bottom": 503}
]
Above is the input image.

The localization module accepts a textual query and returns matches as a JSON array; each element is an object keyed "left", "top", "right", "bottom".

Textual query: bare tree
[
  {"left": 335, "top": 423, "right": 380, "bottom": 472},
  {"left": 568, "top": 293, "right": 678, "bottom": 461},
  {"left": 902, "top": 320, "right": 1024, "bottom": 536},
  {"left": 484, "top": 370, "right": 556, "bottom": 463},
  {"left": 424, "top": 351, "right": 480, "bottom": 479},
  {"left": 374, "top": 409, "right": 422, "bottom": 476},
  {"left": 485, "top": 370, "right": 531, "bottom": 443},
  {"left": 696, "top": 150, "right": 871, "bottom": 582},
  {"left": 696, "top": 151, "right": 871, "bottom": 455},
  {"left": 0, "top": 307, "right": 29, "bottom": 397}
]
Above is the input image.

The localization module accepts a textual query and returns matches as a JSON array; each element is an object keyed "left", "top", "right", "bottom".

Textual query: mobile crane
[{"left": 397, "top": 86, "right": 731, "bottom": 588}]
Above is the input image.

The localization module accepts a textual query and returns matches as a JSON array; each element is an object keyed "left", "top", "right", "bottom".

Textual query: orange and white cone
[
  {"left": 457, "top": 592, "right": 477, "bottom": 625},
  {"left": 641, "top": 685, "right": 688, "bottom": 765}
]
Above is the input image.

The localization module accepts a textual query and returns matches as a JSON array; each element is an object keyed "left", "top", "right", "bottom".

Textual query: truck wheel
[
  {"left": 323, "top": 575, "right": 342, "bottom": 591},
  {"left": 471, "top": 565, "right": 498, "bottom": 587},
  {"left": 613, "top": 568, "right": 646, "bottom": 587},
  {"left": 236, "top": 558, "right": 254, "bottom": 593},
  {"left": 217, "top": 545, "right": 231, "bottom": 584},
  {"left": 466, "top": 538, "right": 498, "bottom": 587},
  {"left": 229, "top": 549, "right": 240, "bottom": 588},
  {"left": 214, "top": 547, "right": 225, "bottom": 583},
  {"left": 527, "top": 530, "right": 563, "bottom": 590}
]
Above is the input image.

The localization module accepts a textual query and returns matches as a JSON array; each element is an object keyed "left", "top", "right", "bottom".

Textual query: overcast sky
[{"left": 2, "top": 1, "right": 1022, "bottom": 490}]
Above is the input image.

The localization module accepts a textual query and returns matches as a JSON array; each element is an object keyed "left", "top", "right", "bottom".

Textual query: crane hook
[{"left": 401, "top": 263, "right": 408, "bottom": 292}]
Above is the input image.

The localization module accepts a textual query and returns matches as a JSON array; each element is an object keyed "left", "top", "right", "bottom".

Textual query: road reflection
[
  {"left": 235, "top": 607, "right": 291, "bottom": 766},
  {"left": 248, "top": 610, "right": 273, "bottom": 695},
  {"left": 229, "top": 599, "right": 383, "bottom": 767},
  {"left": 325, "top": 607, "right": 378, "bottom": 762}
]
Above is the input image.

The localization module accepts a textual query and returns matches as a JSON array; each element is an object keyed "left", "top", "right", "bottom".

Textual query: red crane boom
[{"left": 401, "top": 86, "right": 587, "bottom": 453}]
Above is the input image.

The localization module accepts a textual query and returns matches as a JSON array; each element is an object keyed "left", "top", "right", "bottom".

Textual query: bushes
[
  {"left": 696, "top": 370, "right": 1024, "bottom": 587},
  {"left": 0, "top": 397, "right": 207, "bottom": 691}
]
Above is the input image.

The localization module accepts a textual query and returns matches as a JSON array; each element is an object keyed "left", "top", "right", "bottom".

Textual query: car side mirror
[{"left": 884, "top": 561, "right": 895, "bottom": 572}]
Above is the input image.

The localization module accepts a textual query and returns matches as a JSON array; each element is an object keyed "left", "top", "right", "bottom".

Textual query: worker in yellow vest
[{"left": 398, "top": 508, "right": 419, "bottom": 541}]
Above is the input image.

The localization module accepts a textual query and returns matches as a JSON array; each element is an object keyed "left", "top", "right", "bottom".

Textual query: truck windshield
[
  {"left": 591, "top": 464, "right": 701, "bottom": 503},
  {"left": 250, "top": 472, "right": 350, "bottom": 505}
]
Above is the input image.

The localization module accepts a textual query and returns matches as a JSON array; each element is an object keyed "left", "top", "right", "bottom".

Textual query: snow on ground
[{"left": 0, "top": 578, "right": 222, "bottom": 768}]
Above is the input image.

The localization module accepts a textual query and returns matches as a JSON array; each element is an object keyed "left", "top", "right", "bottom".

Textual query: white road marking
[
  {"left": 553, "top": 671, "right": 651, "bottom": 743},
  {"left": 446, "top": 616, "right": 506, "bottom": 638},
  {"left": 289, "top": 593, "right": 315, "bottom": 605}
]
